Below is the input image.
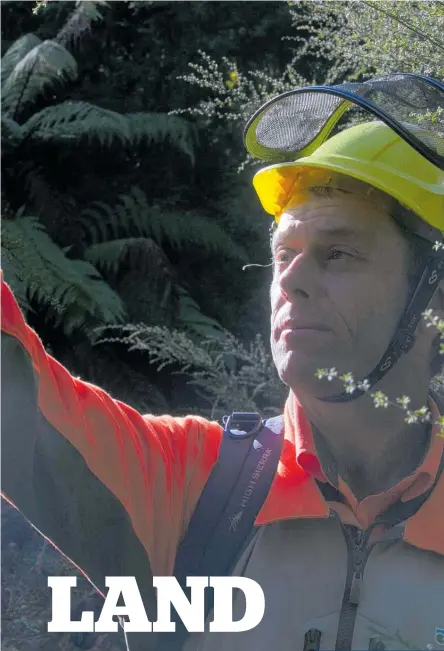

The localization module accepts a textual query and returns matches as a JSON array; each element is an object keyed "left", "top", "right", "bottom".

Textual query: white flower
[
  {"left": 396, "top": 395, "right": 411, "bottom": 410},
  {"left": 371, "top": 391, "right": 389, "bottom": 408},
  {"left": 327, "top": 368, "right": 338, "bottom": 381}
]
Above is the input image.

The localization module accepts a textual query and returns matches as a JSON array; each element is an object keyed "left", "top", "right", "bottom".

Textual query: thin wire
[{"left": 242, "top": 263, "right": 273, "bottom": 271}]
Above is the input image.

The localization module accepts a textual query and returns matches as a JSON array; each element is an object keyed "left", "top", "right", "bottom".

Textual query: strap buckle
[{"left": 223, "top": 412, "right": 263, "bottom": 439}]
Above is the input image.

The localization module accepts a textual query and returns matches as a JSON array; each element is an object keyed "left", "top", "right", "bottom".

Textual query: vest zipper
[{"left": 335, "top": 525, "right": 372, "bottom": 650}]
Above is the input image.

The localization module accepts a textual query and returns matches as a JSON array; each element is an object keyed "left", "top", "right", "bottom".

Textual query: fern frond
[
  {"left": 85, "top": 237, "right": 176, "bottom": 326},
  {"left": 1, "top": 213, "right": 125, "bottom": 335},
  {"left": 56, "top": 1, "right": 110, "bottom": 49},
  {"left": 176, "top": 286, "right": 226, "bottom": 339},
  {"left": 1, "top": 248, "right": 32, "bottom": 314},
  {"left": 80, "top": 186, "right": 249, "bottom": 262},
  {"left": 21, "top": 103, "right": 196, "bottom": 157},
  {"left": 50, "top": 259, "right": 125, "bottom": 336},
  {"left": 84, "top": 237, "right": 169, "bottom": 275},
  {"left": 22, "top": 101, "right": 131, "bottom": 147},
  {"left": 75, "top": 0, "right": 110, "bottom": 21},
  {"left": 80, "top": 201, "right": 116, "bottom": 243},
  {"left": 16, "top": 161, "right": 76, "bottom": 219},
  {"left": 127, "top": 113, "right": 196, "bottom": 164},
  {"left": 1, "top": 39, "right": 77, "bottom": 118},
  {"left": 0, "top": 33, "right": 42, "bottom": 88},
  {"left": 1, "top": 115, "right": 23, "bottom": 153}
]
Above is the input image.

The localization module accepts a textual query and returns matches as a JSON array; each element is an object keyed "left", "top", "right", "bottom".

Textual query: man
[{"left": 2, "top": 76, "right": 444, "bottom": 651}]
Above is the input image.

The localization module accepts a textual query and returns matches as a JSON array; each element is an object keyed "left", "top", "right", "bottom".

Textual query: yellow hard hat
[{"left": 253, "top": 120, "right": 444, "bottom": 234}]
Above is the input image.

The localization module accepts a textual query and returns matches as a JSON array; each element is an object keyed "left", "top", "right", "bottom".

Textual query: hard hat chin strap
[{"left": 321, "top": 246, "right": 444, "bottom": 404}]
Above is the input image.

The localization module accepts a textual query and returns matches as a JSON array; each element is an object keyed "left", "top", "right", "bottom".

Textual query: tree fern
[
  {"left": 1, "top": 115, "right": 23, "bottom": 154},
  {"left": 22, "top": 101, "right": 132, "bottom": 147},
  {"left": 80, "top": 186, "right": 249, "bottom": 262},
  {"left": 0, "top": 34, "right": 42, "bottom": 89},
  {"left": 84, "top": 238, "right": 227, "bottom": 337},
  {"left": 1, "top": 245, "right": 32, "bottom": 314},
  {"left": 84, "top": 237, "right": 149, "bottom": 275},
  {"left": 20, "top": 103, "right": 197, "bottom": 156},
  {"left": 84, "top": 237, "right": 173, "bottom": 276},
  {"left": 127, "top": 112, "right": 196, "bottom": 164},
  {"left": 13, "top": 161, "right": 77, "bottom": 226},
  {"left": 1, "top": 39, "right": 77, "bottom": 119},
  {"left": 56, "top": 0, "right": 110, "bottom": 50},
  {"left": 176, "top": 286, "right": 226, "bottom": 340},
  {"left": 85, "top": 237, "right": 178, "bottom": 327},
  {"left": 1, "top": 212, "right": 125, "bottom": 337}
]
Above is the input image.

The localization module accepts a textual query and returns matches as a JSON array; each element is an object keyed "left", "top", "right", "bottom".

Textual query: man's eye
[
  {"left": 327, "top": 249, "right": 351, "bottom": 261},
  {"left": 275, "top": 249, "right": 294, "bottom": 264}
]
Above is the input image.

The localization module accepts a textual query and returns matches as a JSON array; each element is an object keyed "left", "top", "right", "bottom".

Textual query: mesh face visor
[
  {"left": 244, "top": 73, "right": 444, "bottom": 169},
  {"left": 245, "top": 73, "right": 444, "bottom": 402}
]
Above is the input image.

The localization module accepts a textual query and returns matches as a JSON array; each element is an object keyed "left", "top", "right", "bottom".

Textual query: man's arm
[{"left": 1, "top": 276, "right": 223, "bottom": 622}]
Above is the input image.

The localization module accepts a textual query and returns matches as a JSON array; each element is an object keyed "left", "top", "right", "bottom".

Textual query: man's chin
[{"left": 277, "top": 353, "right": 346, "bottom": 398}]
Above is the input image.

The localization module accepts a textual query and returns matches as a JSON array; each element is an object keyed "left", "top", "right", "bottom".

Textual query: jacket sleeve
[{"left": 1, "top": 275, "right": 223, "bottom": 622}]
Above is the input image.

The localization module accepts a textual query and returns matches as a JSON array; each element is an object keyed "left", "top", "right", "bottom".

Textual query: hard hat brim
[{"left": 253, "top": 155, "right": 444, "bottom": 239}]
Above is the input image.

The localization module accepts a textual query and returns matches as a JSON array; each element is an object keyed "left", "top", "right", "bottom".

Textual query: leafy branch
[
  {"left": 95, "top": 325, "right": 286, "bottom": 419},
  {"left": 316, "top": 306, "right": 444, "bottom": 437},
  {"left": 361, "top": 0, "right": 444, "bottom": 52}
]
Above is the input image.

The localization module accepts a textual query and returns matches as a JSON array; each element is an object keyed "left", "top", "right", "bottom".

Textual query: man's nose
[{"left": 278, "top": 254, "right": 316, "bottom": 301}]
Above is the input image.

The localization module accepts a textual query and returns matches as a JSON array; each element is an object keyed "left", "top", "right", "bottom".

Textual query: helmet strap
[{"left": 321, "top": 245, "right": 444, "bottom": 404}]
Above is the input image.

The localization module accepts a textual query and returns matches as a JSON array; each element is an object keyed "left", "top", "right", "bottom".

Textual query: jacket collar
[{"left": 256, "top": 393, "right": 444, "bottom": 556}]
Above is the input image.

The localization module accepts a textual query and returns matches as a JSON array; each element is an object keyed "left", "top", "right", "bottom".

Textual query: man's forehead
[
  {"left": 272, "top": 195, "right": 391, "bottom": 243},
  {"left": 272, "top": 220, "right": 358, "bottom": 249}
]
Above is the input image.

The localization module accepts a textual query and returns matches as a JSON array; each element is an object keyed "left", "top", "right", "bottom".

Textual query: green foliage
[
  {"left": 175, "top": 48, "right": 307, "bottom": 124},
  {"left": 174, "top": 3, "right": 347, "bottom": 124},
  {"left": 176, "top": 286, "right": 226, "bottom": 340},
  {"left": 1, "top": 36, "right": 78, "bottom": 118},
  {"left": 1, "top": 115, "right": 24, "bottom": 153},
  {"left": 126, "top": 112, "right": 196, "bottom": 164},
  {"left": 2, "top": 210, "right": 125, "bottom": 336},
  {"left": 84, "top": 237, "right": 156, "bottom": 275},
  {"left": 80, "top": 185, "right": 249, "bottom": 262},
  {"left": 23, "top": 101, "right": 132, "bottom": 146},
  {"left": 96, "top": 324, "right": 286, "bottom": 419},
  {"left": 69, "top": 0, "right": 110, "bottom": 26},
  {"left": 21, "top": 102, "right": 196, "bottom": 155},
  {"left": 178, "top": 1, "right": 443, "bottom": 127},
  {"left": 45, "top": 1, "right": 111, "bottom": 50},
  {"left": 0, "top": 7, "right": 207, "bottom": 343},
  {"left": 0, "top": 33, "right": 42, "bottom": 84},
  {"left": 2, "top": 0, "right": 284, "bottom": 363},
  {"left": 340, "top": 1, "right": 444, "bottom": 79}
]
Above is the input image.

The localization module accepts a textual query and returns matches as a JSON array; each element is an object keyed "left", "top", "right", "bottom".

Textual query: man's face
[{"left": 270, "top": 192, "right": 412, "bottom": 396}]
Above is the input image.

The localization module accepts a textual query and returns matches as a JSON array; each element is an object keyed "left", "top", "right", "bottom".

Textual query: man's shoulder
[{"left": 141, "top": 413, "right": 224, "bottom": 442}]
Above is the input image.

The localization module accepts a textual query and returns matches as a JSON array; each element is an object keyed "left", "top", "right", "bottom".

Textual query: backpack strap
[
  {"left": 175, "top": 412, "right": 284, "bottom": 583},
  {"left": 153, "top": 412, "right": 284, "bottom": 651}
]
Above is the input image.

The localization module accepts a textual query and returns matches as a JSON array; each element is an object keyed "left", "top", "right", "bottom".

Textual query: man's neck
[{"left": 296, "top": 370, "right": 432, "bottom": 500}]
